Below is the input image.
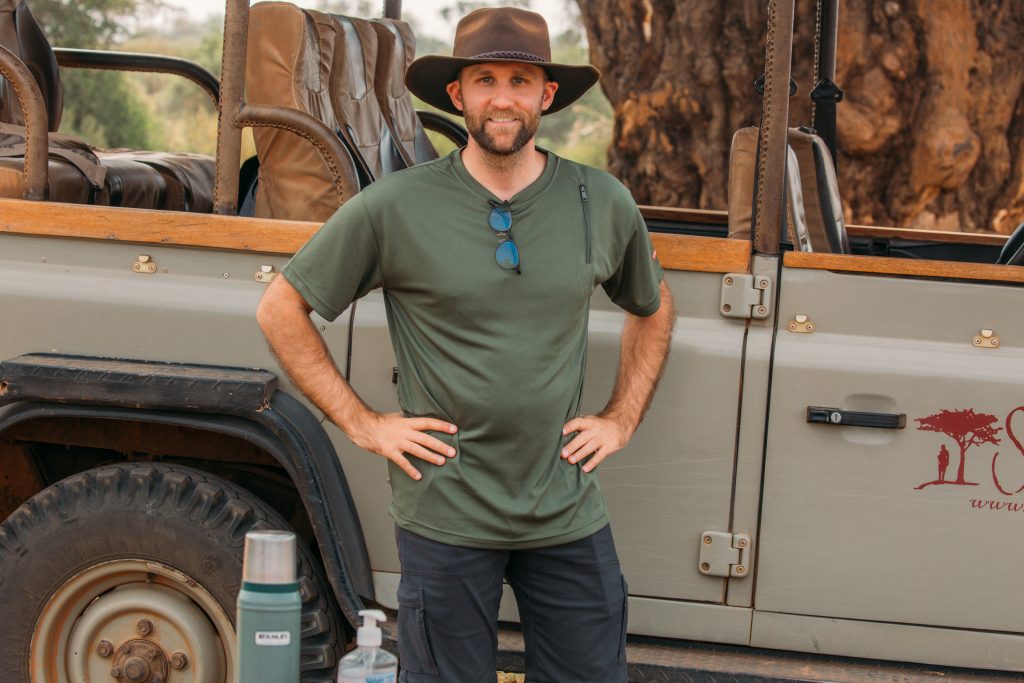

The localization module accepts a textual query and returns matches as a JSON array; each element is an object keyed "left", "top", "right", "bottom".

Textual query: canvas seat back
[
  {"left": 245, "top": 2, "right": 362, "bottom": 221},
  {"left": 326, "top": 13, "right": 405, "bottom": 182},
  {"left": 787, "top": 126, "right": 850, "bottom": 254},
  {"left": 372, "top": 18, "right": 437, "bottom": 167},
  {"left": 727, "top": 126, "right": 812, "bottom": 251}
]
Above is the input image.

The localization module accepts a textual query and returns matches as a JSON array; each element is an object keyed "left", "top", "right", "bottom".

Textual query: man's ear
[
  {"left": 446, "top": 80, "right": 464, "bottom": 112},
  {"left": 540, "top": 79, "right": 559, "bottom": 112}
]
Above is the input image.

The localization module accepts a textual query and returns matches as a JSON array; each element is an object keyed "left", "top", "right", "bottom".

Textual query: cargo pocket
[
  {"left": 397, "top": 583, "right": 439, "bottom": 675},
  {"left": 617, "top": 575, "right": 629, "bottom": 665}
]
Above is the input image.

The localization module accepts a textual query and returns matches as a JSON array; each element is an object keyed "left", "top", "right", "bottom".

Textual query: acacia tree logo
[{"left": 914, "top": 409, "right": 1002, "bottom": 490}]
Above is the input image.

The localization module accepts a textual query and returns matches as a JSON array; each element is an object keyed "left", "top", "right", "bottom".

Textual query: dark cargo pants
[{"left": 395, "top": 524, "right": 628, "bottom": 683}]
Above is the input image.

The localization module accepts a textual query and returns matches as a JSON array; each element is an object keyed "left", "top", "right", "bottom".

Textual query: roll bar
[
  {"left": 53, "top": 48, "right": 220, "bottom": 107},
  {"left": 0, "top": 44, "right": 49, "bottom": 200}
]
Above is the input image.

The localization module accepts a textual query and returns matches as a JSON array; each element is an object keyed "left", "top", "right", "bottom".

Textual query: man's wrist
[
  {"left": 599, "top": 407, "right": 638, "bottom": 437},
  {"left": 335, "top": 403, "right": 377, "bottom": 440}
]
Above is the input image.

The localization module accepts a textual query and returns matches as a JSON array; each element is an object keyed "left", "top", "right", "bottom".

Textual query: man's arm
[
  {"left": 561, "top": 280, "right": 675, "bottom": 472},
  {"left": 256, "top": 276, "right": 457, "bottom": 480}
]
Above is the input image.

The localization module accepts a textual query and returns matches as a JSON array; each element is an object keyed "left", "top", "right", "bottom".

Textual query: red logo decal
[
  {"left": 914, "top": 408, "right": 1002, "bottom": 490},
  {"left": 651, "top": 248, "right": 657, "bottom": 260},
  {"left": 992, "top": 407, "right": 1024, "bottom": 496}
]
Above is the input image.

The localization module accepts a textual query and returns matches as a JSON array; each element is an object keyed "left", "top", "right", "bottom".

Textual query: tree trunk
[{"left": 576, "top": 0, "right": 1024, "bottom": 234}]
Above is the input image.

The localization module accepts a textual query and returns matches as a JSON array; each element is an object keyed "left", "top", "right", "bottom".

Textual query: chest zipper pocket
[{"left": 579, "top": 184, "right": 592, "bottom": 264}]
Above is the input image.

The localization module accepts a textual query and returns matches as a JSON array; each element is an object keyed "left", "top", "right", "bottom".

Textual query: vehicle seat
[
  {"left": 996, "top": 222, "right": 1024, "bottom": 265},
  {"left": 727, "top": 126, "right": 812, "bottom": 251},
  {"left": 244, "top": 4, "right": 430, "bottom": 221},
  {"left": 371, "top": 18, "right": 437, "bottom": 167},
  {"left": 326, "top": 13, "right": 406, "bottom": 182},
  {"left": 0, "top": 0, "right": 215, "bottom": 211},
  {"left": 245, "top": 2, "right": 363, "bottom": 221},
  {"left": 788, "top": 126, "right": 850, "bottom": 254}
]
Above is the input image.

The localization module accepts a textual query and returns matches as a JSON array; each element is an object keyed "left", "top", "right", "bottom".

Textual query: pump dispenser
[{"left": 336, "top": 609, "right": 397, "bottom": 683}]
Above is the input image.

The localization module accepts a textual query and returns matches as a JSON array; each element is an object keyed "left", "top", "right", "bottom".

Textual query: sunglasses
[{"left": 488, "top": 202, "right": 521, "bottom": 273}]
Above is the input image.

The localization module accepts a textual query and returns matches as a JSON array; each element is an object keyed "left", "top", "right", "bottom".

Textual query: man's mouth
[{"left": 487, "top": 113, "right": 521, "bottom": 127}]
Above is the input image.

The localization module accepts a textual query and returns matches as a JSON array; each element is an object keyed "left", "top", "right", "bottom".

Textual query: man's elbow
[{"left": 256, "top": 277, "right": 301, "bottom": 335}]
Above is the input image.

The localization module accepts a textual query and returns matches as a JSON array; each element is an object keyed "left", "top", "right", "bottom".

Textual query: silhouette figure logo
[{"left": 914, "top": 409, "right": 1001, "bottom": 490}]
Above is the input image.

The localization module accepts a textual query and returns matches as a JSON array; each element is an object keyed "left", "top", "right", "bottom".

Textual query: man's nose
[{"left": 490, "top": 84, "right": 515, "bottom": 107}]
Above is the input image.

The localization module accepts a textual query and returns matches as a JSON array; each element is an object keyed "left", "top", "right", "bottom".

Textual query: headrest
[{"left": 0, "top": 0, "right": 62, "bottom": 130}]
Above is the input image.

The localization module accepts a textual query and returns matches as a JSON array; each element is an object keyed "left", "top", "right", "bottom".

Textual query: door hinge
[
  {"left": 698, "top": 531, "right": 751, "bottom": 578},
  {"left": 720, "top": 274, "right": 772, "bottom": 320}
]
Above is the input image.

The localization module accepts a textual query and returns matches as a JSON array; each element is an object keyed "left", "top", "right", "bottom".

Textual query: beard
[{"left": 463, "top": 102, "right": 542, "bottom": 156}]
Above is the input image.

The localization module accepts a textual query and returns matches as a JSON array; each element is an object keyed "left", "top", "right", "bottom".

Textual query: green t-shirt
[{"left": 283, "top": 149, "right": 663, "bottom": 549}]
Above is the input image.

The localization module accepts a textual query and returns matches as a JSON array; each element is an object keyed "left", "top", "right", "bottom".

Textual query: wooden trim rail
[
  {"left": 0, "top": 198, "right": 318, "bottom": 254},
  {"left": 0, "top": 198, "right": 752, "bottom": 274},
  {"left": 785, "top": 251, "right": 1024, "bottom": 285},
  {"left": 846, "top": 224, "right": 1007, "bottom": 246},
  {"left": 651, "top": 233, "right": 750, "bottom": 274}
]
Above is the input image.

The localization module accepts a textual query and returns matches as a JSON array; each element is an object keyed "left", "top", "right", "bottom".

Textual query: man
[{"left": 257, "top": 7, "right": 674, "bottom": 682}]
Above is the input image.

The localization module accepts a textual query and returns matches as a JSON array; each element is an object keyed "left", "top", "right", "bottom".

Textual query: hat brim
[{"left": 405, "top": 55, "right": 600, "bottom": 117}]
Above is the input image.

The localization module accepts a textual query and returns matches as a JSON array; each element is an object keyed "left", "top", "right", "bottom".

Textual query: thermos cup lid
[{"left": 242, "top": 530, "right": 297, "bottom": 584}]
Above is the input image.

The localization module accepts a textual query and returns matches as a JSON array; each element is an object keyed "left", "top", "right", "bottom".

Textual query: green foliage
[
  {"left": 61, "top": 70, "right": 158, "bottom": 149},
  {"left": 120, "top": 16, "right": 222, "bottom": 154},
  {"left": 26, "top": 0, "right": 163, "bottom": 150},
  {"left": 26, "top": 0, "right": 148, "bottom": 47}
]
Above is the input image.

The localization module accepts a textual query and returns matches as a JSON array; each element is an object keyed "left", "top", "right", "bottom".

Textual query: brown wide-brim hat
[{"left": 405, "top": 7, "right": 600, "bottom": 117}]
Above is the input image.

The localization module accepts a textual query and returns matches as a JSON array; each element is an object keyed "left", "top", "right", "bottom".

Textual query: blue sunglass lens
[
  {"left": 488, "top": 206, "right": 513, "bottom": 232},
  {"left": 495, "top": 240, "right": 520, "bottom": 270}
]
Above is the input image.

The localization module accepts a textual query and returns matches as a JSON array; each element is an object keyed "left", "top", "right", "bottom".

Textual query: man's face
[{"left": 446, "top": 63, "right": 559, "bottom": 156}]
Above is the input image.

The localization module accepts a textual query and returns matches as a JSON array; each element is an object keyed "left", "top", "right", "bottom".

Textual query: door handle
[{"left": 807, "top": 407, "right": 906, "bottom": 429}]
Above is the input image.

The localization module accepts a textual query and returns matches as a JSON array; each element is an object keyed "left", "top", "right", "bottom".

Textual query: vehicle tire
[{"left": 0, "top": 462, "right": 343, "bottom": 683}]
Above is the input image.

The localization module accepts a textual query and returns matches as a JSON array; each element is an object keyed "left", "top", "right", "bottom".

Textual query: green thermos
[{"left": 235, "top": 530, "right": 301, "bottom": 683}]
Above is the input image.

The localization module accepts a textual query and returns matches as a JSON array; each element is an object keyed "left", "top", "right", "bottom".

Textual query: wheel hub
[
  {"left": 110, "top": 639, "right": 167, "bottom": 683},
  {"left": 30, "top": 559, "right": 233, "bottom": 683}
]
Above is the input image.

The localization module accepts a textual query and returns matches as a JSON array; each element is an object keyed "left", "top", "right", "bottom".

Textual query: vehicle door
[{"left": 755, "top": 251, "right": 1024, "bottom": 663}]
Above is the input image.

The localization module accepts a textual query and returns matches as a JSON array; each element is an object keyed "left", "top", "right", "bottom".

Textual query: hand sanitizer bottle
[{"left": 336, "top": 609, "right": 398, "bottom": 683}]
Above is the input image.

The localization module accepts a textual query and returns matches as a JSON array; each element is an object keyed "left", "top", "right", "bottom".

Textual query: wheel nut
[
  {"left": 135, "top": 618, "right": 154, "bottom": 635},
  {"left": 96, "top": 640, "right": 114, "bottom": 657},
  {"left": 110, "top": 667, "right": 122, "bottom": 678},
  {"left": 171, "top": 652, "right": 189, "bottom": 670},
  {"left": 146, "top": 647, "right": 159, "bottom": 660}
]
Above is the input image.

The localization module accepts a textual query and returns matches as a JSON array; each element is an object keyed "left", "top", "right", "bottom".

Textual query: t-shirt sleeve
[
  {"left": 281, "top": 193, "right": 384, "bottom": 321},
  {"left": 601, "top": 208, "right": 664, "bottom": 316}
]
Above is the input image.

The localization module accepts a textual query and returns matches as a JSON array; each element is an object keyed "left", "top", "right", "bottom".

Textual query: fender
[{"left": 0, "top": 353, "right": 372, "bottom": 627}]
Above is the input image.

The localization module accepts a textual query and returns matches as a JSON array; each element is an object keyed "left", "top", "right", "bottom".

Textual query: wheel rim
[{"left": 30, "top": 559, "right": 235, "bottom": 683}]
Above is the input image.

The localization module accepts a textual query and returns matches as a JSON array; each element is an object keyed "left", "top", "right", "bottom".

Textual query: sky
[{"left": 159, "top": 1, "right": 575, "bottom": 41}]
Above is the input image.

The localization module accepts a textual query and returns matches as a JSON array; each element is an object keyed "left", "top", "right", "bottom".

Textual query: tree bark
[{"left": 576, "top": 0, "right": 1024, "bottom": 234}]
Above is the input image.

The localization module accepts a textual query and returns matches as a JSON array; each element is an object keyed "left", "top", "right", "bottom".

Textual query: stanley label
[{"left": 255, "top": 630, "right": 292, "bottom": 646}]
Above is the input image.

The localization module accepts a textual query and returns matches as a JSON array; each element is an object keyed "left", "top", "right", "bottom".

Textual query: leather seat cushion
[
  {"left": 0, "top": 156, "right": 94, "bottom": 202},
  {"left": 105, "top": 150, "right": 215, "bottom": 213},
  {"left": 94, "top": 153, "right": 167, "bottom": 209}
]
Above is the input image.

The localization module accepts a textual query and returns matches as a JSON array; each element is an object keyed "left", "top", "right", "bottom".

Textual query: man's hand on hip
[
  {"left": 345, "top": 410, "right": 458, "bottom": 481},
  {"left": 560, "top": 413, "right": 634, "bottom": 473}
]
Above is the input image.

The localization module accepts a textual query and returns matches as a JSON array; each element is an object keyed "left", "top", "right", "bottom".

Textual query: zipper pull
[{"left": 579, "top": 185, "right": 588, "bottom": 202}]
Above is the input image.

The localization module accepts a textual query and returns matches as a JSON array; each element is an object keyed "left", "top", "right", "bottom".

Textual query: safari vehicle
[{"left": 0, "top": 0, "right": 1022, "bottom": 681}]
